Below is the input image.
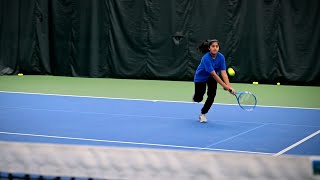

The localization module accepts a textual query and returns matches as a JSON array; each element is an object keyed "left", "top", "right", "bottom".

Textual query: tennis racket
[{"left": 229, "top": 90, "right": 257, "bottom": 111}]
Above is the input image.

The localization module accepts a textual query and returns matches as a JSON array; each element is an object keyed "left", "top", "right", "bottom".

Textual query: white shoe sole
[{"left": 199, "top": 117, "right": 207, "bottom": 123}]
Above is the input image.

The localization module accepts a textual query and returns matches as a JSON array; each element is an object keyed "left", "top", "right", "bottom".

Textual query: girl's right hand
[{"left": 228, "top": 87, "right": 235, "bottom": 95}]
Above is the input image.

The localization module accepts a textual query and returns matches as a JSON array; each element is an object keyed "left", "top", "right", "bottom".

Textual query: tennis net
[{"left": 0, "top": 141, "right": 318, "bottom": 180}]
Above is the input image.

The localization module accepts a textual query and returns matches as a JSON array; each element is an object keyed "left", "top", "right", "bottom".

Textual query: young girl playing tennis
[{"left": 193, "top": 39, "right": 235, "bottom": 123}]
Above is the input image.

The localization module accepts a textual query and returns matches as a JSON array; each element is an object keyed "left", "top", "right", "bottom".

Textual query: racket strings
[{"left": 238, "top": 93, "right": 256, "bottom": 111}]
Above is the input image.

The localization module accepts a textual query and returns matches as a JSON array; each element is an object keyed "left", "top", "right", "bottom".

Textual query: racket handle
[{"left": 229, "top": 89, "right": 237, "bottom": 95}]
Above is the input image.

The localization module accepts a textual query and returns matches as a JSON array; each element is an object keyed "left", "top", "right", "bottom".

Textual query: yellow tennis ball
[
  {"left": 18, "top": 73, "right": 23, "bottom": 76},
  {"left": 277, "top": 82, "right": 280, "bottom": 85},
  {"left": 227, "top": 68, "right": 235, "bottom": 76}
]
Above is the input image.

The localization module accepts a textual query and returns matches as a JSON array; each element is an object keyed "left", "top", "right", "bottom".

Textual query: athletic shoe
[{"left": 199, "top": 114, "right": 207, "bottom": 123}]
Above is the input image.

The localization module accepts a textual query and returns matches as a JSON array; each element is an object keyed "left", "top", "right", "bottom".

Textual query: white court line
[
  {"left": 273, "top": 130, "right": 320, "bottom": 156},
  {"left": 0, "top": 131, "right": 274, "bottom": 155},
  {"left": 204, "top": 124, "right": 267, "bottom": 148},
  {"left": 1, "top": 90, "right": 319, "bottom": 110}
]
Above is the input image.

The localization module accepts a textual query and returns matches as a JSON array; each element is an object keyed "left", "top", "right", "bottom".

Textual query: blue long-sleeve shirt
[{"left": 194, "top": 52, "right": 226, "bottom": 82}]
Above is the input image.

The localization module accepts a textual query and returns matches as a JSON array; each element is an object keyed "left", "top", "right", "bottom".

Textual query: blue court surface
[{"left": 0, "top": 91, "right": 319, "bottom": 156}]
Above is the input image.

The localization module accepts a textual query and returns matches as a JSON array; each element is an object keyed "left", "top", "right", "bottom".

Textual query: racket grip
[{"left": 229, "top": 89, "right": 236, "bottom": 95}]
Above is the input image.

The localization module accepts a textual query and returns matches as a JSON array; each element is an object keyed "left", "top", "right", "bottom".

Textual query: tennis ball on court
[
  {"left": 277, "top": 82, "right": 280, "bottom": 86},
  {"left": 253, "top": 82, "right": 258, "bottom": 85},
  {"left": 18, "top": 73, "right": 23, "bottom": 76},
  {"left": 227, "top": 67, "right": 235, "bottom": 76}
]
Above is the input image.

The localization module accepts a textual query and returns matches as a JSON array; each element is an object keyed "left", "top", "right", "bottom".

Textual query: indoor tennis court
[
  {"left": 1, "top": 0, "right": 320, "bottom": 179},
  {"left": 0, "top": 89, "right": 319, "bottom": 155}
]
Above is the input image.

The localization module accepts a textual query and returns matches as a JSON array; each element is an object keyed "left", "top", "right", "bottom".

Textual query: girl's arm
[
  {"left": 210, "top": 70, "right": 235, "bottom": 94},
  {"left": 221, "top": 70, "right": 235, "bottom": 94},
  {"left": 221, "top": 70, "right": 230, "bottom": 86}
]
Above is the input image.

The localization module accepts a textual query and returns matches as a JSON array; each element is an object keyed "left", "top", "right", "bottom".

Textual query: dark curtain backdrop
[{"left": 1, "top": 0, "right": 319, "bottom": 85}]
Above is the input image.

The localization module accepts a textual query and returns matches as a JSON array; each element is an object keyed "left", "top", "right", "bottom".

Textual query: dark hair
[{"left": 198, "top": 39, "right": 219, "bottom": 54}]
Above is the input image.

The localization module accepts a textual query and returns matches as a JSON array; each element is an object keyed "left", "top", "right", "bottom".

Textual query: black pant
[{"left": 193, "top": 77, "right": 217, "bottom": 114}]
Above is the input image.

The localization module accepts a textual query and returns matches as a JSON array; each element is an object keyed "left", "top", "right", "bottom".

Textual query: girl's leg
[
  {"left": 193, "top": 82, "right": 206, "bottom": 102},
  {"left": 201, "top": 77, "right": 217, "bottom": 114}
]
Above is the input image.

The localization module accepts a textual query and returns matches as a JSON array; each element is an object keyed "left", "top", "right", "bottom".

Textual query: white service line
[
  {"left": 204, "top": 124, "right": 267, "bottom": 148},
  {"left": 273, "top": 130, "right": 320, "bottom": 156},
  {"left": 0, "top": 131, "right": 274, "bottom": 155}
]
